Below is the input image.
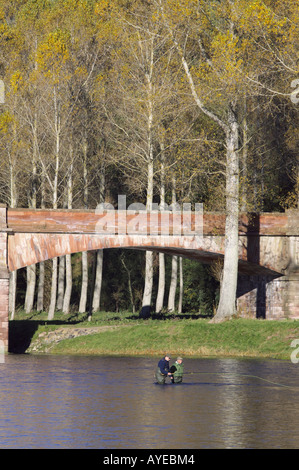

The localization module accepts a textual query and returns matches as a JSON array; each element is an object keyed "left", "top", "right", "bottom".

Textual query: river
[{"left": 0, "top": 355, "right": 298, "bottom": 449}]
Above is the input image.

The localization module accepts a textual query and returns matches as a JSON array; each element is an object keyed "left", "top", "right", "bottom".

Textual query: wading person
[
  {"left": 170, "top": 357, "right": 184, "bottom": 384},
  {"left": 155, "top": 354, "right": 172, "bottom": 384}
]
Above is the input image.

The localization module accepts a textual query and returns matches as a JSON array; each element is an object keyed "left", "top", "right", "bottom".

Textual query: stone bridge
[{"left": 0, "top": 205, "right": 299, "bottom": 350}]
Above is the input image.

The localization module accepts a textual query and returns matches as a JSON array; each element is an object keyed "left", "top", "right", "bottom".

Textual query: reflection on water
[{"left": 0, "top": 355, "right": 298, "bottom": 449}]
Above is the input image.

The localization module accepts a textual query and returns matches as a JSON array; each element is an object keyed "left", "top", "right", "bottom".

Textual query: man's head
[
  {"left": 176, "top": 357, "right": 183, "bottom": 364},
  {"left": 165, "top": 355, "right": 171, "bottom": 361}
]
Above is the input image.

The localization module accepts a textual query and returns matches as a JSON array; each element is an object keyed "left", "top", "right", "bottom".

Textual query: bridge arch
[
  {"left": 7, "top": 232, "right": 222, "bottom": 271},
  {"left": 8, "top": 231, "right": 281, "bottom": 277},
  {"left": 6, "top": 207, "right": 297, "bottom": 276}
]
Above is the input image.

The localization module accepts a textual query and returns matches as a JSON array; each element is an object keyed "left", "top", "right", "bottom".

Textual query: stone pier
[
  {"left": 237, "top": 273, "right": 299, "bottom": 319},
  {"left": 237, "top": 216, "right": 299, "bottom": 319}
]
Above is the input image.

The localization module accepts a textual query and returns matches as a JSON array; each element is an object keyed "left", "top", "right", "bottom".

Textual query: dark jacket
[{"left": 158, "top": 358, "right": 170, "bottom": 375}]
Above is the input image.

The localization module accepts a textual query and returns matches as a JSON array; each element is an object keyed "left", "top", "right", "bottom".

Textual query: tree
[
  {"left": 103, "top": 3, "right": 177, "bottom": 309},
  {"left": 156, "top": 0, "right": 295, "bottom": 321}
]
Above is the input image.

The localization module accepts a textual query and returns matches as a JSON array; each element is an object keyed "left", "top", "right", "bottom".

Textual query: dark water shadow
[{"left": 9, "top": 318, "right": 84, "bottom": 354}]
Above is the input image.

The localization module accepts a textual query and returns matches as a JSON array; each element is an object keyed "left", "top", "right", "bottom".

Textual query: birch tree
[
  {"left": 156, "top": 0, "right": 292, "bottom": 321},
  {"left": 105, "top": 3, "right": 181, "bottom": 310},
  {"left": 167, "top": 178, "right": 178, "bottom": 312}
]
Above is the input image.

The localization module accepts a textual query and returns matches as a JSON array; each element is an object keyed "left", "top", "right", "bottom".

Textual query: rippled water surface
[{"left": 0, "top": 355, "right": 298, "bottom": 449}]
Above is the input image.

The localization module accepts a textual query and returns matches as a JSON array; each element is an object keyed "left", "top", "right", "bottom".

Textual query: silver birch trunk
[
  {"left": 56, "top": 256, "right": 65, "bottom": 311},
  {"left": 36, "top": 261, "right": 44, "bottom": 312},
  {"left": 79, "top": 140, "right": 89, "bottom": 313},
  {"left": 48, "top": 258, "right": 58, "bottom": 320},
  {"left": 92, "top": 165, "right": 105, "bottom": 312},
  {"left": 92, "top": 249, "right": 103, "bottom": 312},
  {"left": 168, "top": 255, "right": 178, "bottom": 312},
  {"left": 48, "top": 85, "right": 60, "bottom": 320},
  {"left": 63, "top": 159, "right": 73, "bottom": 314},
  {"left": 241, "top": 101, "right": 248, "bottom": 213},
  {"left": 155, "top": 138, "right": 166, "bottom": 313},
  {"left": 168, "top": 179, "right": 178, "bottom": 312},
  {"left": 36, "top": 175, "right": 45, "bottom": 312},
  {"left": 79, "top": 251, "right": 88, "bottom": 313},
  {"left": 142, "top": 250, "right": 153, "bottom": 307},
  {"left": 178, "top": 257, "right": 183, "bottom": 314},
  {"left": 159, "top": 17, "right": 240, "bottom": 321},
  {"left": 24, "top": 265, "right": 36, "bottom": 313},
  {"left": 9, "top": 154, "right": 17, "bottom": 319},
  {"left": 156, "top": 253, "right": 165, "bottom": 313},
  {"left": 25, "top": 147, "right": 37, "bottom": 313},
  {"left": 9, "top": 271, "right": 17, "bottom": 320},
  {"left": 142, "top": 38, "right": 154, "bottom": 308},
  {"left": 213, "top": 103, "right": 239, "bottom": 321},
  {"left": 63, "top": 254, "right": 72, "bottom": 314}
]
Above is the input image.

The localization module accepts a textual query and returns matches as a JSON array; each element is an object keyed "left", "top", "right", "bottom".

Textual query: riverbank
[{"left": 9, "top": 311, "right": 299, "bottom": 360}]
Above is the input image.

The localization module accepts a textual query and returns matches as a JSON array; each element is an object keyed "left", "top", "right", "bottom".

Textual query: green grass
[{"left": 9, "top": 310, "right": 299, "bottom": 360}]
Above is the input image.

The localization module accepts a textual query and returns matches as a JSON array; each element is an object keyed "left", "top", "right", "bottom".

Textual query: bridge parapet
[{"left": 5, "top": 208, "right": 294, "bottom": 236}]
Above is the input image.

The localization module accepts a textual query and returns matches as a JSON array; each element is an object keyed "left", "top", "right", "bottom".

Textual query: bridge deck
[{"left": 6, "top": 209, "right": 289, "bottom": 236}]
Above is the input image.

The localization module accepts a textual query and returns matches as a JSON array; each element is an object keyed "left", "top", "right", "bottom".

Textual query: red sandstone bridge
[{"left": 0, "top": 205, "right": 299, "bottom": 350}]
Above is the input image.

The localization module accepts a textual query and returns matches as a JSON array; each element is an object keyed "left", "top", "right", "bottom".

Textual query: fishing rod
[{"left": 183, "top": 372, "right": 299, "bottom": 390}]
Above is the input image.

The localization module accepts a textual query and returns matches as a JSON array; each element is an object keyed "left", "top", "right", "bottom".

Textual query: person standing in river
[
  {"left": 170, "top": 357, "right": 184, "bottom": 383},
  {"left": 155, "top": 355, "right": 172, "bottom": 384}
]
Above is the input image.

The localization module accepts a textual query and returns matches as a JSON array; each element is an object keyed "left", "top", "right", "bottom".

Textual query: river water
[{"left": 0, "top": 355, "right": 298, "bottom": 449}]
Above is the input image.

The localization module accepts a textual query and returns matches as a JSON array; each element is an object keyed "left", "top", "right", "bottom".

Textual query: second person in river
[{"left": 169, "top": 357, "right": 184, "bottom": 383}]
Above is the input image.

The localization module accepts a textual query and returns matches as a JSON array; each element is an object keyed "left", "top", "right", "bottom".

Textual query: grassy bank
[{"left": 9, "top": 310, "right": 299, "bottom": 360}]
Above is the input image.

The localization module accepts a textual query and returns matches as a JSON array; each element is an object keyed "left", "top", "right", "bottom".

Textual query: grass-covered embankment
[{"left": 9, "top": 310, "right": 299, "bottom": 360}]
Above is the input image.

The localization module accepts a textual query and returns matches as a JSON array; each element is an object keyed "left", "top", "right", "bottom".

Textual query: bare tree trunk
[
  {"left": 24, "top": 265, "right": 36, "bottom": 313},
  {"left": 79, "top": 140, "right": 88, "bottom": 313},
  {"left": 48, "top": 85, "right": 60, "bottom": 320},
  {"left": 158, "top": 7, "right": 240, "bottom": 321},
  {"left": 92, "top": 250, "right": 103, "bottom": 313},
  {"left": 142, "top": 39, "right": 154, "bottom": 308},
  {"left": 88, "top": 251, "right": 97, "bottom": 321},
  {"left": 47, "top": 255, "right": 58, "bottom": 315},
  {"left": 241, "top": 100, "right": 248, "bottom": 212},
  {"left": 156, "top": 253, "right": 165, "bottom": 313},
  {"left": 9, "top": 154, "right": 18, "bottom": 320},
  {"left": 36, "top": 261, "right": 44, "bottom": 312},
  {"left": 92, "top": 164, "right": 105, "bottom": 312},
  {"left": 156, "top": 137, "right": 165, "bottom": 313},
  {"left": 178, "top": 257, "right": 183, "bottom": 314},
  {"left": 9, "top": 272, "right": 17, "bottom": 320},
  {"left": 213, "top": 103, "right": 239, "bottom": 321},
  {"left": 63, "top": 254, "right": 72, "bottom": 314},
  {"left": 142, "top": 250, "right": 153, "bottom": 307},
  {"left": 168, "top": 179, "right": 178, "bottom": 312},
  {"left": 56, "top": 256, "right": 65, "bottom": 311},
  {"left": 57, "top": 184, "right": 69, "bottom": 311},
  {"left": 79, "top": 252, "right": 88, "bottom": 313},
  {"left": 48, "top": 257, "right": 58, "bottom": 320},
  {"left": 36, "top": 174, "right": 45, "bottom": 312},
  {"left": 168, "top": 255, "right": 178, "bottom": 312},
  {"left": 25, "top": 149, "right": 38, "bottom": 313},
  {"left": 63, "top": 158, "right": 73, "bottom": 314}
]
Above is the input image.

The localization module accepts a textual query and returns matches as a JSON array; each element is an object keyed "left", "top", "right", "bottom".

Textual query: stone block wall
[{"left": 237, "top": 274, "right": 299, "bottom": 319}]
